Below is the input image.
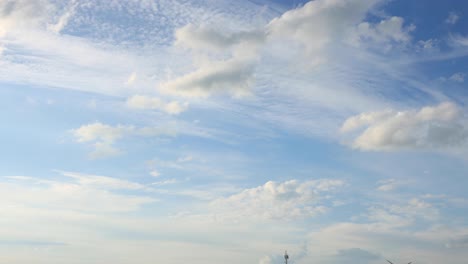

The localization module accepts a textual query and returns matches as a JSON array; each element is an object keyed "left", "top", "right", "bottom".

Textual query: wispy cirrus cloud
[
  {"left": 126, "top": 95, "right": 188, "bottom": 115},
  {"left": 2, "top": 171, "right": 155, "bottom": 213},
  {"left": 71, "top": 122, "right": 176, "bottom": 159}
]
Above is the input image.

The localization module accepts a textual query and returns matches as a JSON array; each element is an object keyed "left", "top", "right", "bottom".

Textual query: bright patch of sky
[{"left": 1, "top": 0, "right": 468, "bottom": 263}]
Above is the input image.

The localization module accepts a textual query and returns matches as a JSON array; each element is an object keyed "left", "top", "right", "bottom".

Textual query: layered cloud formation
[{"left": 1, "top": 0, "right": 468, "bottom": 264}]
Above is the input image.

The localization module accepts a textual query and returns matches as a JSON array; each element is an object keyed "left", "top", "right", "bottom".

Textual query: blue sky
[{"left": 1, "top": 0, "right": 468, "bottom": 263}]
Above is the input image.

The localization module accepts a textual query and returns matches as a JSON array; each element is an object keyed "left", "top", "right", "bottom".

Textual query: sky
[{"left": 1, "top": 0, "right": 468, "bottom": 263}]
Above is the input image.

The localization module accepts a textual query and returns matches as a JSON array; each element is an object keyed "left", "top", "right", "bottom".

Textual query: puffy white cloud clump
[
  {"left": 210, "top": 179, "right": 344, "bottom": 221},
  {"left": 341, "top": 102, "right": 468, "bottom": 151}
]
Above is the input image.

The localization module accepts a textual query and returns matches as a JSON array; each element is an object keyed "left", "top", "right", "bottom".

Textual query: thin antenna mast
[{"left": 284, "top": 250, "right": 289, "bottom": 264}]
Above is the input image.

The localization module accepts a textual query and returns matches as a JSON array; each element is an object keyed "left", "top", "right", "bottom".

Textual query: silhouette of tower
[{"left": 284, "top": 250, "right": 289, "bottom": 264}]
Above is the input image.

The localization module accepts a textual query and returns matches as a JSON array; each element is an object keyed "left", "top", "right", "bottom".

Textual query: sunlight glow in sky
[{"left": 1, "top": 0, "right": 468, "bottom": 263}]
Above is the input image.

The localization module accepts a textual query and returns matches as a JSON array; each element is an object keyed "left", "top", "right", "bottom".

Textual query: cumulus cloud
[
  {"left": 168, "top": 15, "right": 266, "bottom": 98},
  {"left": 340, "top": 102, "right": 468, "bottom": 151},
  {"left": 352, "top": 16, "right": 415, "bottom": 50},
  {"left": 210, "top": 179, "right": 344, "bottom": 221},
  {"left": 126, "top": 95, "right": 188, "bottom": 114},
  {"left": 0, "top": 0, "right": 54, "bottom": 35},
  {"left": 160, "top": 58, "right": 255, "bottom": 98},
  {"left": 367, "top": 198, "right": 440, "bottom": 225},
  {"left": 305, "top": 221, "right": 464, "bottom": 264},
  {"left": 71, "top": 122, "right": 176, "bottom": 159},
  {"left": 166, "top": 0, "right": 416, "bottom": 100},
  {"left": 175, "top": 23, "right": 266, "bottom": 51},
  {"left": 267, "top": 0, "right": 379, "bottom": 54}
]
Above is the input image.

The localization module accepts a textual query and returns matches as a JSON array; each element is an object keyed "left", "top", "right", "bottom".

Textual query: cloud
[
  {"left": 72, "top": 122, "right": 131, "bottom": 158},
  {"left": 210, "top": 179, "right": 344, "bottom": 221},
  {"left": 340, "top": 102, "right": 468, "bottom": 151},
  {"left": 150, "top": 179, "right": 178, "bottom": 186},
  {"left": 351, "top": 16, "right": 415, "bottom": 50},
  {"left": 416, "top": 38, "right": 439, "bottom": 52},
  {"left": 160, "top": 58, "right": 255, "bottom": 98},
  {"left": 300, "top": 197, "right": 460, "bottom": 264},
  {"left": 125, "top": 72, "right": 137, "bottom": 85},
  {"left": 72, "top": 122, "right": 131, "bottom": 143},
  {"left": 258, "top": 255, "right": 272, "bottom": 264},
  {"left": 149, "top": 170, "right": 160, "bottom": 177},
  {"left": 450, "top": 34, "right": 468, "bottom": 47},
  {"left": 1, "top": 172, "right": 155, "bottom": 213},
  {"left": 0, "top": 0, "right": 54, "bottom": 35},
  {"left": 376, "top": 179, "right": 400, "bottom": 191},
  {"left": 445, "top": 12, "right": 460, "bottom": 25},
  {"left": 60, "top": 171, "right": 148, "bottom": 191},
  {"left": 446, "top": 235, "right": 468, "bottom": 248},
  {"left": 333, "top": 248, "right": 380, "bottom": 263},
  {"left": 177, "top": 155, "right": 193, "bottom": 163},
  {"left": 126, "top": 95, "right": 188, "bottom": 114},
  {"left": 367, "top": 198, "right": 440, "bottom": 225},
  {"left": 267, "top": 0, "right": 380, "bottom": 54},
  {"left": 71, "top": 122, "right": 176, "bottom": 158},
  {"left": 175, "top": 23, "right": 266, "bottom": 51},
  {"left": 449, "top": 72, "right": 465, "bottom": 83},
  {"left": 47, "top": 0, "right": 78, "bottom": 34}
]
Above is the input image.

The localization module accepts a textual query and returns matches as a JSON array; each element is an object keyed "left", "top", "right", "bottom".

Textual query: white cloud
[
  {"left": 1, "top": 172, "right": 155, "bottom": 214},
  {"left": 126, "top": 95, "right": 188, "bottom": 114},
  {"left": 450, "top": 34, "right": 468, "bottom": 47},
  {"left": 160, "top": 58, "right": 255, "bottom": 98},
  {"left": 72, "top": 122, "right": 131, "bottom": 144},
  {"left": 47, "top": 0, "right": 77, "bottom": 34},
  {"left": 376, "top": 179, "right": 400, "bottom": 191},
  {"left": 297, "top": 196, "right": 464, "bottom": 264},
  {"left": 367, "top": 198, "right": 439, "bottom": 225},
  {"left": 449, "top": 72, "right": 465, "bottom": 83},
  {"left": 150, "top": 179, "right": 178, "bottom": 186},
  {"left": 267, "top": 0, "right": 380, "bottom": 55},
  {"left": 304, "top": 222, "right": 468, "bottom": 264},
  {"left": 332, "top": 248, "right": 380, "bottom": 263},
  {"left": 340, "top": 102, "right": 468, "bottom": 151},
  {"left": 0, "top": 0, "right": 54, "bottom": 36},
  {"left": 258, "top": 255, "right": 272, "bottom": 264},
  {"left": 60, "top": 171, "right": 148, "bottom": 191},
  {"left": 71, "top": 122, "right": 176, "bottom": 158},
  {"left": 416, "top": 38, "right": 439, "bottom": 52},
  {"left": 125, "top": 72, "right": 137, "bottom": 85},
  {"left": 177, "top": 155, "right": 193, "bottom": 163},
  {"left": 446, "top": 12, "right": 460, "bottom": 25},
  {"left": 352, "top": 16, "right": 415, "bottom": 50},
  {"left": 149, "top": 170, "right": 160, "bottom": 177},
  {"left": 210, "top": 179, "right": 344, "bottom": 221},
  {"left": 175, "top": 23, "right": 265, "bottom": 51}
]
